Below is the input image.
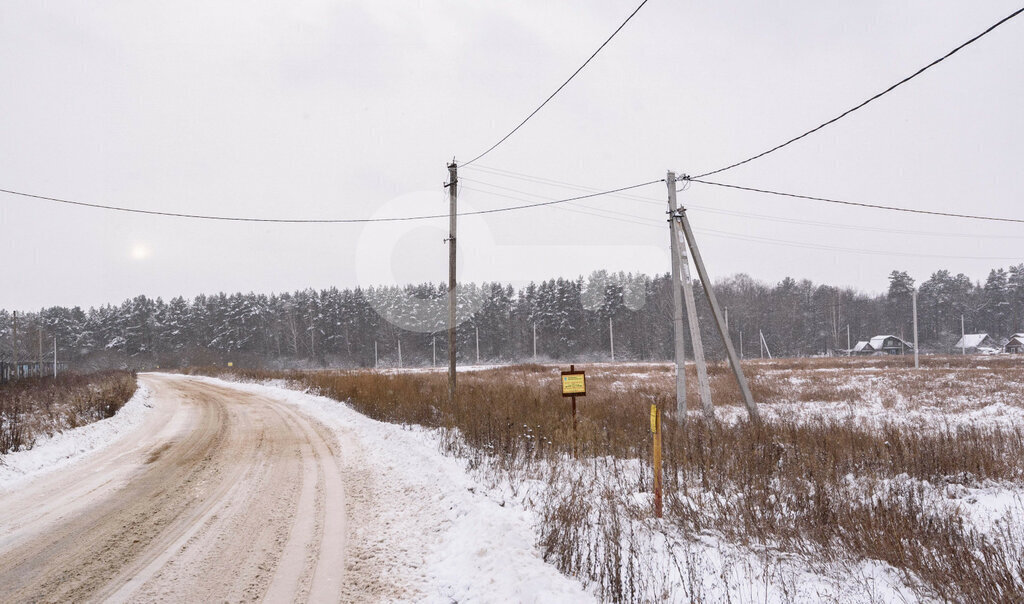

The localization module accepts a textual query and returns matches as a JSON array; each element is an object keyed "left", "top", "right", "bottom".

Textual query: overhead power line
[
  {"left": 462, "top": 177, "right": 1024, "bottom": 260},
  {"left": 686, "top": 178, "right": 1024, "bottom": 224},
  {"left": 466, "top": 174, "right": 1024, "bottom": 239},
  {"left": 693, "top": 6, "right": 1024, "bottom": 179},
  {"left": 461, "top": 0, "right": 650, "bottom": 167},
  {"left": 0, "top": 181, "right": 662, "bottom": 223}
]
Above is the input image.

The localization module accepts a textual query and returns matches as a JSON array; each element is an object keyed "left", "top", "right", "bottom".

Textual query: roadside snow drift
[{"left": 0, "top": 384, "right": 152, "bottom": 493}]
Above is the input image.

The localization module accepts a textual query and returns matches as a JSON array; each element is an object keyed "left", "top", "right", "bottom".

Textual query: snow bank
[
  {"left": 0, "top": 384, "right": 152, "bottom": 493},
  {"left": 193, "top": 376, "right": 593, "bottom": 603}
]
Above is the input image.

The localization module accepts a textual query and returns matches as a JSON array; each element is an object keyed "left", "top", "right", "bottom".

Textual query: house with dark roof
[{"left": 1006, "top": 333, "right": 1024, "bottom": 354}]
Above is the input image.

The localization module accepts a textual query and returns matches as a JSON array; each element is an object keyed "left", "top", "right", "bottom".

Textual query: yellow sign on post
[
  {"left": 561, "top": 372, "right": 586, "bottom": 396},
  {"left": 650, "top": 404, "right": 659, "bottom": 433}
]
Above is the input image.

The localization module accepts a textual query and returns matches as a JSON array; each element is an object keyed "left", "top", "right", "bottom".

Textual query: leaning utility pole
[
  {"left": 673, "top": 209, "right": 714, "bottom": 419},
  {"left": 676, "top": 201, "right": 760, "bottom": 422},
  {"left": 913, "top": 290, "right": 919, "bottom": 369},
  {"left": 666, "top": 172, "right": 688, "bottom": 419},
  {"left": 446, "top": 161, "right": 458, "bottom": 404}
]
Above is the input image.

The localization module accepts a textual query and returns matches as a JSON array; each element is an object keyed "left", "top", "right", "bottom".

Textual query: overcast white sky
[{"left": 2, "top": 1, "right": 1022, "bottom": 310}]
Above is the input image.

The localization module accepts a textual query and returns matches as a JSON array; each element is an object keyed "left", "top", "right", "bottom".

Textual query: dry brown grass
[
  {"left": 0, "top": 371, "right": 138, "bottom": 454},
  {"left": 195, "top": 358, "right": 1024, "bottom": 602}
]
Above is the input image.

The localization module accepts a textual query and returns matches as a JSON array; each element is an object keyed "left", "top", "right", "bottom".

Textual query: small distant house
[
  {"left": 954, "top": 333, "right": 996, "bottom": 353},
  {"left": 1006, "top": 334, "right": 1024, "bottom": 354},
  {"left": 852, "top": 341, "right": 873, "bottom": 355},
  {"left": 869, "top": 335, "right": 913, "bottom": 355}
]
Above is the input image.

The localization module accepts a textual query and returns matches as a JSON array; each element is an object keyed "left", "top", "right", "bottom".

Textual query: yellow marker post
[
  {"left": 651, "top": 403, "right": 663, "bottom": 519},
  {"left": 561, "top": 365, "right": 586, "bottom": 457}
]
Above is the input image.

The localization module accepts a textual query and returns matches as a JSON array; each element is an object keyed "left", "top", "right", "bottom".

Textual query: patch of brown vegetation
[{"left": 0, "top": 371, "right": 138, "bottom": 454}]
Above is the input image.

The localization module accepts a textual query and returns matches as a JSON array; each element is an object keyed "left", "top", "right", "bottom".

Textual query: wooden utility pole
[
  {"left": 374, "top": 340, "right": 378, "bottom": 369},
  {"left": 666, "top": 172, "right": 688, "bottom": 419},
  {"left": 913, "top": 290, "right": 920, "bottom": 369},
  {"left": 53, "top": 338, "right": 58, "bottom": 377},
  {"left": 475, "top": 325, "right": 480, "bottom": 364},
  {"left": 673, "top": 212, "right": 714, "bottom": 419},
  {"left": 961, "top": 314, "right": 966, "bottom": 355},
  {"left": 847, "top": 324, "right": 851, "bottom": 355},
  {"left": 676, "top": 206, "right": 760, "bottom": 422},
  {"left": 432, "top": 336, "right": 436, "bottom": 367},
  {"left": 38, "top": 327, "right": 43, "bottom": 378},
  {"left": 447, "top": 161, "right": 458, "bottom": 404},
  {"left": 398, "top": 339, "right": 403, "bottom": 368}
]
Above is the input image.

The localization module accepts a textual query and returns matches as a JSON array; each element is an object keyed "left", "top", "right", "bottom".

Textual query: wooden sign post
[
  {"left": 651, "top": 403, "right": 663, "bottom": 518},
  {"left": 561, "top": 365, "right": 586, "bottom": 456}
]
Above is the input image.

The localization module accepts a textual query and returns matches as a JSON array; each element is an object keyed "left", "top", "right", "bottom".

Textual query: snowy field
[
  {"left": 281, "top": 356, "right": 1024, "bottom": 602},
  {"left": 6, "top": 357, "right": 1021, "bottom": 602}
]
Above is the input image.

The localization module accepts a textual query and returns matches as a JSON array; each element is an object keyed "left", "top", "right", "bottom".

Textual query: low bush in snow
[{"left": 0, "top": 371, "right": 138, "bottom": 454}]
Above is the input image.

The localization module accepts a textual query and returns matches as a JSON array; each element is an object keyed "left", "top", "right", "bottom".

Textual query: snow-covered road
[{"left": 0, "top": 374, "right": 591, "bottom": 603}]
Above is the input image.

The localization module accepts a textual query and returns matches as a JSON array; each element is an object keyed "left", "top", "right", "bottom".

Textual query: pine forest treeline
[{"left": 3, "top": 265, "right": 1024, "bottom": 371}]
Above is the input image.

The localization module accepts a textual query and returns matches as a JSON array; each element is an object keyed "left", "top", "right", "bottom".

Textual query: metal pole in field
[
  {"left": 666, "top": 172, "right": 688, "bottom": 419},
  {"left": 38, "top": 327, "right": 43, "bottom": 378},
  {"left": 432, "top": 336, "right": 436, "bottom": 367},
  {"left": 475, "top": 325, "right": 480, "bottom": 364},
  {"left": 677, "top": 206, "right": 760, "bottom": 422},
  {"left": 759, "top": 328, "right": 763, "bottom": 359},
  {"left": 12, "top": 311, "right": 18, "bottom": 379},
  {"left": 374, "top": 340, "right": 378, "bottom": 369},
  {"left": 53, "top": 338, "right": 57, "bottom": 377},
  {"left": 446, "top": 161, "right": 458, "bottom": 403},
  {"left": 609, "top": 317, "right": 615, "bottom": 362},
  {"left": 533, "top": 322, "right": 537, "bottom": 361},
  {"left": 961, "top": 314, "right": 965, "bottom": 355},
  {"left": 398, "top": 339, "right": 403, "bottom": 368},
  {"left": 739, "top": 330, "right": 743, "bottom": 358},
  {"left": 913, "top": 290, "right": 920, "bottom": 369},
  {"left": 847, "top": 324, "right": 851, "bottom": 355}
]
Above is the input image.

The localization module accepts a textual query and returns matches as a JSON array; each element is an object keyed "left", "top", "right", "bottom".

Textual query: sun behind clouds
[{"left": 130, "top": 243, "right": 151, "bottom": 261}]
